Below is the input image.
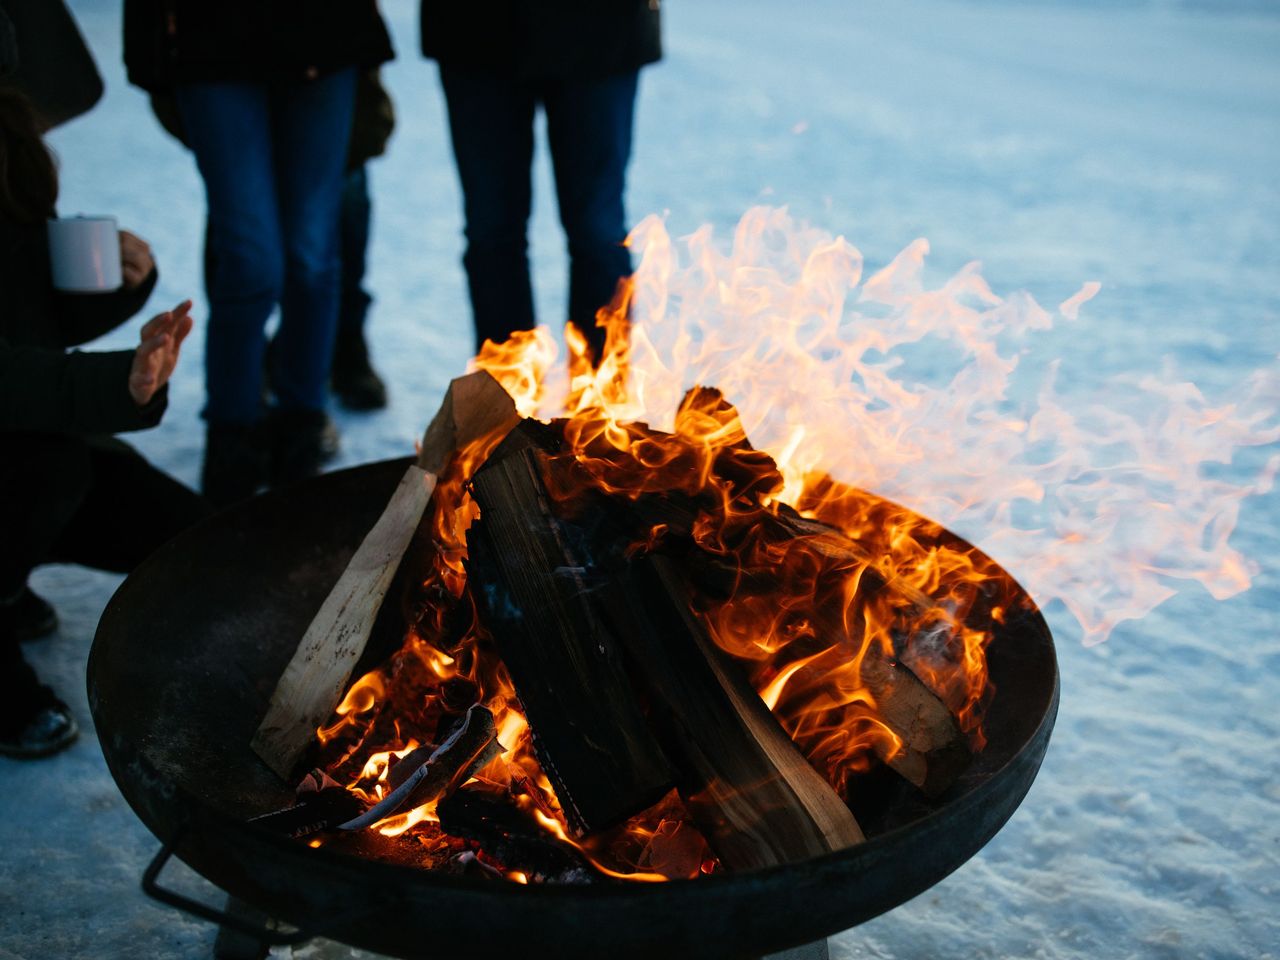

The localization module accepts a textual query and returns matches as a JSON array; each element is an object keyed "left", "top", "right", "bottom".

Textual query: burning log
[
  {"left": 468, "top": 438, "right": 865, "bottom": 868},
  {"left": 247, "top": 769, "right": 364, "bottom": 839},
  {"left": 437, "top": 789, "right": 602, "bottom": 884},
  {"left": 533, "top": 396, "right": 971, "bottom": 799},
  {"left": 337, "top": 704, "right": 504, "bottom": 831},
  {"left": 601, "top": 554, "right": 866, "bottom": 869},
  {"left": 251, "top": 371, "right": 518, "bottom": 780},
  {"left": 466, "top": 442, "right": 675, "bottom": 834},
  {"left": 681, "top": 552, "right": 967, "bottom": 797},
  {"left": 809, "top": 608, "right": 969, "bottom": 797},
  {"left": 249, "top": 706, "right": 503, "bottom": 837}
]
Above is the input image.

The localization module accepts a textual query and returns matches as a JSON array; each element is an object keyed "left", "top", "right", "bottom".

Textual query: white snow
[{"left": 2, "top": 1, "right": 1278, "bottom": 958}]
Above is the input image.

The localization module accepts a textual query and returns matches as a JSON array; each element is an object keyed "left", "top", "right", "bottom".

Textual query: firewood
[
  {"left": 598, "top": 555, "right": 865, "bottom": 870},
  {"left": 247, "top": 783, "right": 364, "bottom": 839},
  {"left": 338, "top": 704, "right": 504, "bottom": 831},
  {"left": 679, "top": 553, "right": 969, "bottom": 797},
  {"left": 811, "top": 607, "right": 969, "bottom": 797},
  {"left": 437, "top": 788, "right": 602, "bottom": 884},
  {"left": 466, "top": 446, "right": 675, "bottom": 835},
  {"left": 485, "top": 416, "right": 967, "bottom": 799},
  {"left": 469, "top": 436, "right": 863, "bottom": 867},
  {"left": 528, "top": 438, "right": 970, "bottom": 798},
  {"left": 251, "top": 371, "right": 518, "bottom": 780}
]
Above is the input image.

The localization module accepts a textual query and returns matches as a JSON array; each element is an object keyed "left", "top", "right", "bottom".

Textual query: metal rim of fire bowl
[{"left": 88, "top": 457, "right": 1058, "bottom": 960}]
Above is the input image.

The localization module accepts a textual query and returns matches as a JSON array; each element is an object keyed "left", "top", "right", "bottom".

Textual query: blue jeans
[
  {"left": 439, "top": 66, "right": 640, "bottom": 357},
  {"left": 176, "top": 70, "right": 356, "bottom": 423}
]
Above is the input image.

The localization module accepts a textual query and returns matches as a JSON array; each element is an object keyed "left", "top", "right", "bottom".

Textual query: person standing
[
  {"left": 123, "top": 1, "right": 394, "bottom": 506},
  {"left": 146, "top": 65, "right": 396, "bottom": 412},
  {"left": 422, "top": 0, "right": 662, "bottom": 362}
]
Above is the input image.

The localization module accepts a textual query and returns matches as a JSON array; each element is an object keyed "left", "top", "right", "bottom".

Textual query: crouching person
[{"left": 0, "top": 85, "right": 210, "bottom": 757}]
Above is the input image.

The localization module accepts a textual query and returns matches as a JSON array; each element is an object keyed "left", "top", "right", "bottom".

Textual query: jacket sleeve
[
  {"left": 0, "top": 338, "right": 167, "bottom": 435},
  {"left": 51, "top": 267, "right": 158, "bottom": 348}
]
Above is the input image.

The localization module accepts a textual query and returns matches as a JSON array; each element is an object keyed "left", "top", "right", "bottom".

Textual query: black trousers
[{"left": 1, "top": 432, "right": 211, "bottom": 720}]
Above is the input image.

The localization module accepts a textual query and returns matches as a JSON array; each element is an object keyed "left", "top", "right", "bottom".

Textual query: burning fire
[{"left": 313, "top": 207, "right": 1278, "bottom": 879}]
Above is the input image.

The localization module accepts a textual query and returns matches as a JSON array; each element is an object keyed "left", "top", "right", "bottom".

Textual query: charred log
[
  {"left": 466, "top": 445, "right": 675, "bottom": 835},
  {"left": 437, "top": 789, "right": 602, "bottom": 884},
  {"left": 338, "top": 704, "right": 504, "bottom": 831},
  {"left": 599, "top": 555, "right": 865, "bottom": 869},
  {"left": 247, "top": 778, "right": 364, "bottom": 839},
  {"left": 469, "top": 436, "right": 864, "bottom": 868}
]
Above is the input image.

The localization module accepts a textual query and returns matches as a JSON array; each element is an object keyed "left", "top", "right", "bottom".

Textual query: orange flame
[{"left": 314, "top": 206, "right": 1277, "bottom": 880}]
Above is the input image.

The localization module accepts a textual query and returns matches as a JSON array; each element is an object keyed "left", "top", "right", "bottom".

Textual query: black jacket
[
  {"left": 123, "top": 0, "right": 394, "bottom": 92},
  {"left": 420, "top": 0, "right": 661, "bottom": 82},
  {"left": 0, "top": 217, "right": 164, "bottom": 436}
]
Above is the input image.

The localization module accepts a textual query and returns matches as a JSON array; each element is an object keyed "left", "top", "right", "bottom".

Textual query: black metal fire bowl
[{"left": 89, "top": 458, "right": 1058, "bottom": 960}]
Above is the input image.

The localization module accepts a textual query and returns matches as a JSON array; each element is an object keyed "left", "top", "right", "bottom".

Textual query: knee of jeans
[
  {"left": 211, "top": 242, "right": 284, "bottom": 303},
  {"left": 283, "top": 248, "right": 341, "bottom": 293},
  {"left": 463, "top": 204, "right": 530, "bottom": 252}
]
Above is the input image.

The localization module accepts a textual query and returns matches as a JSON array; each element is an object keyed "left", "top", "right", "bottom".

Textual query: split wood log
[
  {"left": 521, "top": 414, "right": 969, "bottom": 799},
  {"left": 468, "top": 437, "right": 864, "bottom": 867},
  {"left": 599, "top": 554, "right": 865, "bottom": 869},
  {"left": 466, "top": 444, "right": 675, "bottom": 835},
  {"left": 251, "top": 371, "right": 518, "bottom": 780},
  {"left": 808, "top": 607, "right": 969, "bottom": 797},
  {"left": 680, "top": 553, "right": 968, "bottom": 797}
]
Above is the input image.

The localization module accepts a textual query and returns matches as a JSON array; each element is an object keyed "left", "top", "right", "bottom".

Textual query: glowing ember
[{"left": 312, "top": 207, "right": 1277, "bottom": 881}]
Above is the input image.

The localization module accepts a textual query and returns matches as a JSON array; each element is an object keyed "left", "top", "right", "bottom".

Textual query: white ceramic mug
[{"left": 47, "top": 215, "right": 122, "bottom": 292}]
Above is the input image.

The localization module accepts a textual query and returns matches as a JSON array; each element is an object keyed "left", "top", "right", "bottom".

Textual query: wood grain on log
[{"left": 251, "top": 371, "right": 517, "bottom": 780}]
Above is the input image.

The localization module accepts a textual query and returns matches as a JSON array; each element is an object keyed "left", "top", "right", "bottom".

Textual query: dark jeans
[
  {"left": 1, "top": 433, "right": 211, "bottom": 718},
  {"left": 339, "top": 166, "right": 374, "bottom": 340},
  {"left": 439, "top": 66, "right": 639, "bottom": 357},
  {"left": 203, "top": 165, "right": 374, "bottom": 348},
  {"left": 176, "top": 70, "right": 357, "bottom": 424}
]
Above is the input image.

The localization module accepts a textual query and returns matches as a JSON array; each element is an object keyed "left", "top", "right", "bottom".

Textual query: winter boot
[
  {"left": 331, "top": 327, "right": 388, "bottom": 411},
  {"left": 268, "top": 409, "right": 338, "bottom": 490},
  {"left": 0, "top": 594, "right": 77, "bottom": 758},
  {"left": 202, "top": 422, "right": 269, "bottom": 508}
]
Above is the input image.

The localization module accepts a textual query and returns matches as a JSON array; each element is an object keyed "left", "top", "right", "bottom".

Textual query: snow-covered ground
[{"left": 3, "top": 1, "right": 1278, "bottom": 958}]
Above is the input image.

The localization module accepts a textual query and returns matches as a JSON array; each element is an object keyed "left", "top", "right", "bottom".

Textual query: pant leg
[
  {"left": 46, "top": 438, "right": 212, "bottom": 574},
  {"left": 543, "top": 70, "right": 640, "bottom": 360},
  {"left": 438, "top": 65, "right": 539, "bottom": 352},
  {"left": 269, "top": 68, "right": 357, "bottom": 414},
  {"left": 0, "top": 433, "right": 92, "bottom": 599},
  {"left": 338, "top": 166, "right": 374, "bottom": 339},
  {"left": 0, "top": 434, "right": 206, "bottom": 723},
  {"left": 175, "top": 82, "right": 284, "bottom": 425}
]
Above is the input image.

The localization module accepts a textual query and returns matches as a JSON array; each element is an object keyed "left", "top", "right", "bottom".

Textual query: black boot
[
  {"left": 202, "top": 422, "right": 269, "bottom": 508},
  {"left": 0, "top": 599, "right": 77, "bottom": 759},
  {"left": 11, "top": 586, "right": 57, "bottom": 642},
  {"left": 331, "top": 327, "right": 388, "bottom": 411},
  {"left": 268, "top": 409, "right": 338, "bottom": 490},
  {"left": 0, "top": 682, "right": 78, "bottom": 758}
]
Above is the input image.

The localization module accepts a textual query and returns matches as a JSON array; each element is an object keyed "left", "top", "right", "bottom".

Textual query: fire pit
[{"left": 89, "top": 455, "right": 1057, "bottom": 959}]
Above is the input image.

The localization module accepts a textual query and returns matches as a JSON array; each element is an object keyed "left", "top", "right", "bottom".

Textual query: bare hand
[
  {"left": 120, "top": 230, "right": 155, "bottom": 289},
  {"left": 129, "top": 300, "right": 194, "bottom": 407}
]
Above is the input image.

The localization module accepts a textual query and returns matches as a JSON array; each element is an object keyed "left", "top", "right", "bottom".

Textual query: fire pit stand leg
[{"left": 761, "top": 939, "right": 830, "bottom": 960}]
